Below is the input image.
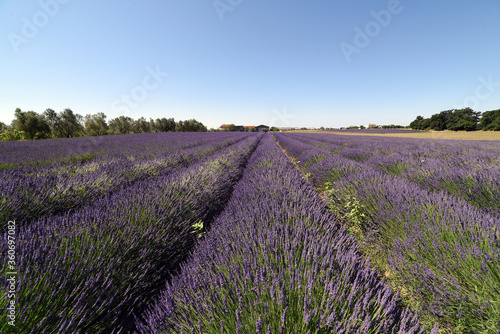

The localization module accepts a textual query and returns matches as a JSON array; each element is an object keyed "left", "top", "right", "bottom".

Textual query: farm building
[
  {"left": 233, "top": 125, "right": 244, "bottom": 132},
  {"left": 255, "top": 125, "right": 270, "bottom": 132},
  {"left": 244, "top": 126, "right": 256, "bottom": 131}
]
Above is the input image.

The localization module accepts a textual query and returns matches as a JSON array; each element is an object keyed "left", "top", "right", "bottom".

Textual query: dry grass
[{"left": 292, "top": 130, "right": 500, "bottom": 141}]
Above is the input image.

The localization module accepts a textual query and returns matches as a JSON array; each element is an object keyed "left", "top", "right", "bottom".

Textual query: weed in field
[
  {"left": 191, "top": 220, "right": 205, "bottom": 239},
  {"left": 323, "top": 182, "right": 367, "bottom": 238}
]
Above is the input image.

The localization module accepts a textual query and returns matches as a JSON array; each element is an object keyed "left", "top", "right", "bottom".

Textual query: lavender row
[
  {"left": 284, "top": 132, "right": 500, "bottom": 217},
  {"left": 0, "top": 134, "right": 260, "bottom": 334},
  {"left": 0, "top": 132, "right": 236, "bottom": 169},
  {"left": 139, "top": 134, "right": 431, "bottom": 334},
  {"left": 0, "top": 133, "right": 250, "bottom": 226},
  {"left": 1, "top": 132, "right": 243, "bottom": 180},
  {"left": 274, "top": 133, "right": 500, "bottom": 332}
]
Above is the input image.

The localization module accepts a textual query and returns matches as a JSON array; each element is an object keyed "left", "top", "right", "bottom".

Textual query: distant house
[
  {"left": 234, "top": 125, "right": 244, "bottom": 132},
  {"left": 220, "top": 124, "right": 234, "bottom": 131},
  {"left": 255, "top": 124, "right": 270, "bottom": 132},
  {"left": 244, "top": 126, "right": 256, "bottom": 132},
  {"left": 368, "top": 123, "right": 378, "bottom": 129}
]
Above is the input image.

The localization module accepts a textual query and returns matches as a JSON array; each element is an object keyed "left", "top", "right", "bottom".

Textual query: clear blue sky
[{"left": 1, "top": 0, "right": 500, "bottom": 129}]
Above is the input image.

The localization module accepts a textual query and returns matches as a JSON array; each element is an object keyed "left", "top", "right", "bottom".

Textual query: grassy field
[{"left": 294, "top": 130, "right": 500, "bottom": 141}]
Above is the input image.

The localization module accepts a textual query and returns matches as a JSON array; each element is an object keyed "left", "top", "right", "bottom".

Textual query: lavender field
[{"left": 1, "top": 132, "right": 498, "bottom": 333}]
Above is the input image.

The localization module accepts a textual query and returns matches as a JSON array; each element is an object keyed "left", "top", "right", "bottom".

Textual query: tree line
[
  {"left": 410, "top": 108, "right": 500, "bottom": 131},
  {"left": 0, "top": 108, "right": 207, "bottom": 141}
]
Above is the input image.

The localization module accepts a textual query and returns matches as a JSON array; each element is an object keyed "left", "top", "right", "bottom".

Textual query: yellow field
[{"left": 293, "top": 130, "right": 500, "bottom": 141}]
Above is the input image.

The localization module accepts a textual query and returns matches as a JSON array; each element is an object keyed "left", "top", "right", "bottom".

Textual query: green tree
[
  {"left": 446, "top": 108, "right": 480, "bottom": 131},
  {"left": 0, "top": 122, "right": 7, "bottom": 132},
  {"left": 43, "top": 108, "right": 60, "bottom": 134},
  {"left": 12, "top": 108, "right": 51, "bottom": 140},
  {"left": 133, "top": 117, "right": 150, "bottom": 133},
  {"left": 149, "top": 118, "right": 157, "bottom": 132},
  {"left": 382, "top": 124, "right": 405, "bottom": 129},
  {"left": 60, "top": 108, "right": 84, "bottom": 137},
  {"left": 109, "top": 116, "right": 134, "bottom": 134},
  {"left": 413, "top": 116, "right": 431, "bottom": 130},
  {"left": 84, "top": 112, "right": 108, "bottom": 136},
  {"left": 429, "top": 111, "right": 449, "bottom": 130},
  {"left": 154, "top": 118, "right": 176, "bottom": 132},
  {"left": 44, "top": 108, "right": 84, "bottom": 138},
  {"left": 479, "top": 109, "right": 500, "bottom": 131},
  {"left": 270, "top": 126, "right": 280, "bottom": 132},
  {"left": 175, "top": 119, "right": 207, "bottom": 132}
]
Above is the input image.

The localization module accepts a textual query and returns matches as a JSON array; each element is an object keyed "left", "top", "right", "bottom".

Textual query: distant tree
[
  {"left": 109, "top": 116, "right": 134, "bottom": 134},
  {"left": 175, "top": 119, "right": 207, "bottom": 132},
  {"left": 381, "top": 124, "right": 405, "bottom": 129},
  {"left": 84, "top": 112, "right": 108, "bottom": 136},
  {"left": 429, "top": 112, "right": 448, "bottom": 130},
  {"left": 270, "top": 126, "right": 280, "bottom": 132},
  {"left": 12, "top": 108, "right": 51, "bottom": 140},
  {"left": 133, "top": 117, "right": 150, "bottom": 133},
  {"left": 43, "top": 108, "right": 60, "bottom": 134},
  {"left": 410, "top": 115, "right": 431, "bottom": 130},
  {"left": 149, "top": 118, "right": 157, "bottom": 132},
  {"left": 359, "top": 125, "right": 366, "bottom": 129},
  {"left": 411, "top": 108, "right": 480, "bottom": 131},
  {"left": 61, "top": 108, "right": 84, "bottom": 137},
  {"left": 44, "top": 108, "right": 84, "bottom": 138},
  {"left": 155, "top": 118, "right": 176, "bottom": 132},
  {"left": 0, "top": 122, "right": 7, "bottom": 132},
  {"left": 446, "top": 108, "right": 480, "bottom": 131},
  {"left": 479, "top": 109, "right": 500, "bottom": 131}
]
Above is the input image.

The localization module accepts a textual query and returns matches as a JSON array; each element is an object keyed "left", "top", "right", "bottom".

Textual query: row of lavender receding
[
  {"left": 274, "top": 132, "right": 500, "bottom": 333},
  {"left": 288, "top": 132, "right": 500, "bottom": 218},
  {"left": 0, "top": 132, "right": 251, "bottom": 228},
  {"left": 0, "top": 132, "right": 234, "bottom": 169},
  {"left": 138, "top": 134, "right": 436, "bottom": 333},
  {"left": 0, "top": 134, "right": 260, "bottom": 333}
]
